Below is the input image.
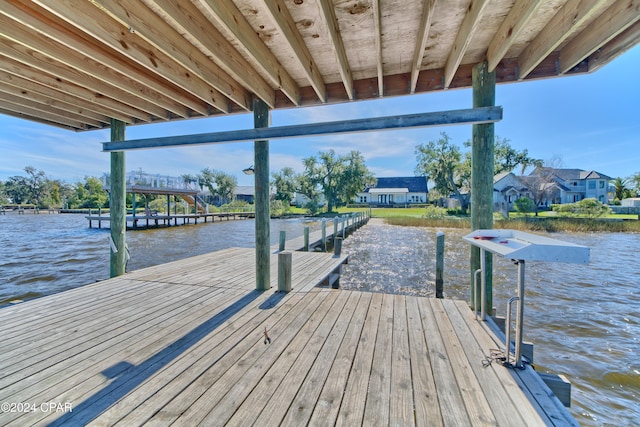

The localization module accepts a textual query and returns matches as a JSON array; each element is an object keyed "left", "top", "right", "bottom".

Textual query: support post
[
  {"left": 278, "top": 251, "right": 292, "bottom": 292},
  {"left": 334, "top": 237, "right": 342, "bottom": 257},
  {"left": 304, "top": 226, "right": 309, "bottom": 251},
  {"left": 321, "top": 219, "right": 327, "bottom": 252},
  {"left": 470, "top": 61, "right": 495, "bottom": 311},
  {"left": 109, "top": 119, "right": 126, "bottom": 278},
  {"left": 435, "top": 231, "right": 444, "bottom": 298},
  {"left": 254, "top": 98, "right": 271, "bottom": 290},
  {"left": 279, "top": 230, "right": 286, "bottom": 251}
]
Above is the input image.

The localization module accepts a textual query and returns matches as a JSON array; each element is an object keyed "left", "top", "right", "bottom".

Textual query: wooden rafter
[
  {"left": 0, "top": 38, "right": 159, "bottom": 122},
  {"left": 0, "top": 57, "right": 136, "bottom": 123},
  {"left": 486, "top": 0, "right": 542, "bottom": 72},
  {"left": 559, "top": 0, "right": 640, "bottom": 74},
  {"left": 0, "top": 80, "right": 108, "bottom": 125},
  {"left": 411, "top": 0, "right": 438, "bottom": 93},
  {"left": 33, "top": 0, "right": 228, "bottom": 115},
  {"left": 0, "top": 70, "right": 121, "bottom": 122},
  {"left": 93, "top": 0, "right": 251, "bottom": 112},
  {"left": 372, "top": 0, "right": 383, "bottom": 96},
  {"left": 195, "top": 0, "right": 300, "bottom": 107},
  {"left": 317, "top": 0, "right": 353, "bottom": 100},
  {"left": 262, "top": 0, "right": 327, "bottom": 103},
  {"left": 146, "top": 0, "right": 276, "bottom": 109},
  {"left": 0, "top": 97, "right": 87, "bottom": 129},
  {"left": 518, "top": 0, "right": 608, "bottom": 80},
  {"left": 0, "top": 10, "right": 187, "bottom": 119},
  {"left": 587, "top": 19, "right": 640, "bottom": 72},
  {"left": 444, "top": 0, "right": 491, "bottom": 89}
]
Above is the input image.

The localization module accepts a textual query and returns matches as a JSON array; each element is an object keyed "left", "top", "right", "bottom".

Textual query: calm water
[{"left": 1, "top": 214, "right": 638, "bottom": 426}]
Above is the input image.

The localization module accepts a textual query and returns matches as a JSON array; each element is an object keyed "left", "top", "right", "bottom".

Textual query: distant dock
[{"left": 86, "top": 209, "right": 255, "bottom": 230}]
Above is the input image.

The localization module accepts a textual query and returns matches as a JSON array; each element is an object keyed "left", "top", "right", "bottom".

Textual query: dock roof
[{"left": 0, "top": 0, "right": 638, "bottom": 131}]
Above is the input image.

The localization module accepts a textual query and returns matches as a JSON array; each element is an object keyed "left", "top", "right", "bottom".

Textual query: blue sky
[{"left": 1, "top": 45, "right": 638, "bottom": 187}]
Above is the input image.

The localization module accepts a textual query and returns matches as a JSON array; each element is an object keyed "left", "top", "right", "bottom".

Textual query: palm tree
[{"left": 612, "top": 177, "right": 630, "bottom": 201}]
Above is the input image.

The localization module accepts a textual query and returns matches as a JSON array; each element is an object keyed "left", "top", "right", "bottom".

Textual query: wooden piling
[
  {"left": 254, "top": 98, "right": 271, "bottom": 290},
  {"left": 334, "top": 237, "right": 342, "bottom": 256},
  {"left": 321, "top": 220, "right": 327, "bottom": 252},
  {"left": 278, "top": 251, "right": 292, "bottom": 292},
  {"left": 436, "top": 231, "right": 444, "bottom": 298},
  {"left": 279, "top": 230, "right": 286, "bottom": 251},
  {"left": 470, "top": 61, "right": 495, "bottom": 310},
  {"left": 109, "top": 119, "right": 127, "bottom": 278},
  {"left": 304, "top": 226, "right": 310, "bottom": 251}
]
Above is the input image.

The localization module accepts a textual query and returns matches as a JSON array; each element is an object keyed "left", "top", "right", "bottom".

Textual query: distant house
[
  {"left": 493, "top": 168, "right": 613, "bottom": 210},
  {"left": 355, "top": 177, "right": 428, "bottom": 205}
]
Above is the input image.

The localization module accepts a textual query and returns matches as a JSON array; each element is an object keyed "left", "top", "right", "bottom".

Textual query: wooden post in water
[
  {"left": 436, "top": 231, "right": 444, "bottom": 298},
  {"left": 109, "top": 119, "right": 127, "bottom": 278},
  {"left": 334, "top": 237, "right": 342, "bottom": 256},
  {"left": 470, "top": 61, "right": 495, "bottom": 311},
  {"left": 321, "top": 219, "right": 327, "bottom": 252},
  {"left": 254, "top": 98, "right": 271, "bottom": 290},
  {"left": 278, "top": 251, "right": 292, "bottom": 292},
  {"left": 279, "top": 230, "right": 286, "bottom": 251},
  {"left": 304, "top": 226, "right": 310, "bottom": 251}
]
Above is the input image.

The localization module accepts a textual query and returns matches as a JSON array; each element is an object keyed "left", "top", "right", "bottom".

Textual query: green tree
[
  {"left": 301, "top": 149, "right": 374, "bottom": 213},
  {"left": 74, "top": 176, "right": 109, "bottom": 208},
  {"left": 631, "top": 172, "right": 640, "bottom": 196},
  {"left": 23, "top": 166, "right": 48, "bottom": 207},
  {"left": 513, "top": 197, "right": 536, "bottom": 216},
  {"left": 271, "top": 167, "right": 298, "bottom": 206},
  {"left": 463, "top": 136, "right": 542, "bottom": 175},
  {"left": 0, "top": 181, "right": 7, "bottom": 204},
  {"left": 611, "top": 177, "right": 632, "bottom": 201},
  {"left": 415, "top": 132, "right": 469, "bottom": 213},
  {"left": 198, "top": 168, "right": 237, "bottom": 205},
  {"left": 4, "top": 175, "right": 30, "bottom": 204}
]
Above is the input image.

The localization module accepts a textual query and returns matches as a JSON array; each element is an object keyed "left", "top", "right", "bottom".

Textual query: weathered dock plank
[{"left": 0, "top": 246, "right": 576, "bottom": 426}]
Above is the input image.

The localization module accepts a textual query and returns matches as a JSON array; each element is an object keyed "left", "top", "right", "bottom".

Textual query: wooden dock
[
  {"left": 0, "top": 248, "right": 576, "bottom": 426},
  {"left": 86, "top": 211, "right": 255, "bottom": 229}
]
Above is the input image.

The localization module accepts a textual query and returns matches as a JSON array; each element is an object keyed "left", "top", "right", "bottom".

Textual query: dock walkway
[{"left": 0, "top": 247, "right": 575, "bottom": 426}]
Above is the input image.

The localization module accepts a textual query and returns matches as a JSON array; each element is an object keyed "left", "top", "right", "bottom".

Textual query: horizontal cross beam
[{"left": 102, "top": 106, "right": 502, "bottom": 151}]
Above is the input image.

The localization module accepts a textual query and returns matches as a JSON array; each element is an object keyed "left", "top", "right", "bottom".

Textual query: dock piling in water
[{"left": 436, "top": 231, "right": 444, "bottom": 298}]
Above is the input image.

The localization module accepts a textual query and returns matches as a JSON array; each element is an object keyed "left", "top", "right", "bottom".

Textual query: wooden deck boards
[{"left": 0, "top": 247, "right": 575, "bottom": 426}]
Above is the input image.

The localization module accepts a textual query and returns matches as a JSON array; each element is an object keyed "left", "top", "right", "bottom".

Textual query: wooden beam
[
  {"left": 5, "top": 0, "right": 207, "bottom": 117},
  {"left": 317, "top": 0, "right": 354, "bottom": 100},
  {"left": 0, "top": 77, "right": 109, "bottom": 124},
  {"left": 587, "top": 19, "right": 640, "bottom": 72},
  {"left": 372, "top": 0, "right": 384, "bottom": 97},
  {"left": 444, "top": 0, "right": 491, "bottom": 89},
  {"left": 0, "top": 87, "right": 105, "bottom": 128},
  {"left": 109, "top": 119, "right": 127, "bottom": 278},
  {"left": 0, "top": 97, "right": 87, "bottom": 129},
  {"left": 262, "top": 0, "right": 327, "bottom": 103},
  {"left": 0, "top": 10, "right": 188, "bottom": 119},
  {"left": 470, "top": 61, "right": 495, "bottom": 313},
  {"left": 196, "top": 0, "right": 300, "bottom": 106},
  {"left": 253, "top": 98, "right": 270, "bottom": 291},
  {"left": 410, "top": 0, "right": 437, "bottom": 93},
  {"left": 103, "top": 107, "right": 502, "bottom": 151},
  {"left": 34, "top": 0, "right": 228, "bottom": 115},
  {"left": 146, "top": 0, "right": 276, "bottom": 108},
  {"left": 486, "top": 0, "right": 542, "bottom": 72},
  {"left": 518, "top": 0, "right": 608, "bottom": 80},
  {"left": 559, "top": 0, "right": 640, "bottom": 74},
  {"left": 0, "top": 57, "right": 136, "bottom": 123},
  {"left": 0, "top": 37, "right": 158, "bottom": 122},
  {"left": 0, "top": 106, "right": 78, "bottom": 131},
  {"left": 93, "top": 0, "right": 251, "bottom": 111}
]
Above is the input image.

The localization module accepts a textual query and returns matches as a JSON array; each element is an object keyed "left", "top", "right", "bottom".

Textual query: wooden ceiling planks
[{"left": 0, "top": 0, "right": 636, "bottom": 132}]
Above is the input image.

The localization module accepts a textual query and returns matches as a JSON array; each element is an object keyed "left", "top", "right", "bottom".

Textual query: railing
[{"left": 102, "top": 172, "right": 200, "bottom": 192}]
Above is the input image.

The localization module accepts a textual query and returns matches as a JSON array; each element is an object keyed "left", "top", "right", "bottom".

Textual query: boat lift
[{"left": 464, "top": 229, "right": 590, "bottom": 368}]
